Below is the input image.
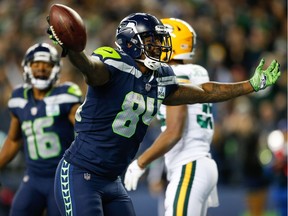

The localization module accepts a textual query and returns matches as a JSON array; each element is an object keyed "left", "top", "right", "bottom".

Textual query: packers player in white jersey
[{"left": 124, "top": 18, "right": 219, "bottom": 216}]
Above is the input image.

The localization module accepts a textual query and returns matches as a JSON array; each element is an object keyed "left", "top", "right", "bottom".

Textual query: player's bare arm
[
  {"left": 163, "top": 81, "right": 252, "bottom": 105},
  {"left": 138, "top": 105, "right": 187, "bottom": 169},
  {"left": 67, "top": 50, "right": 110, "bottom": 87},
  {"left": 0, "top": 114, "right": 23, "bottom": 169},
  {"left": 68, "top": 103, "right": 81, "bottom": 125},
  {"left": 164, "top": 58, "right": 280, "bottom": 105}
]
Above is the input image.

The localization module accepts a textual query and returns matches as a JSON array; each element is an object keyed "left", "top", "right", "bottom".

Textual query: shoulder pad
[
  {"left": 60, "top": 82, "right": 82, "bottom": 97},
  {"left": 92, "top": 46, "right": 121, "bottom": 60},
  {"left": 11, "top": 85, "right": 30, "bottom": 99}
]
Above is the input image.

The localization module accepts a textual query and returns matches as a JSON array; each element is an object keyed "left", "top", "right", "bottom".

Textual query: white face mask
[
  {"left": 23, "top": 65, "right": 60, "bottom": 90},
  {"left": 136, "top": 57, "right": 161, "bottom": 71},
  {"left": 31, "top": 78, "right": 51, "bottom": 90},
  {"left": 143, "top": 57, "right": 161, "bottom": 70}
]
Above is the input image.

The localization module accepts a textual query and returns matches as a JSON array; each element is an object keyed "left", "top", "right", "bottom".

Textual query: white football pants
[{"left": 164, "top": 157, "right": 219, "bottom": 216}]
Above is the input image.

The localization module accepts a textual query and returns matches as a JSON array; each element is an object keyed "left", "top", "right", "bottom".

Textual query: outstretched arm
[
  {"left": 164, "top": 59, "right": 281, "bottom": 105},
  {"left": 67, "top": 50, "right": 110, "bottom": 87},
  {"left": 164, "top": 80, "right": 252, "bottom": 105}
]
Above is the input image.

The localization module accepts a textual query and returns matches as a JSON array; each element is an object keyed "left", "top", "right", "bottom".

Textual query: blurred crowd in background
[{"left": 0, "top": 0, "right": 286, "bottom": 215}]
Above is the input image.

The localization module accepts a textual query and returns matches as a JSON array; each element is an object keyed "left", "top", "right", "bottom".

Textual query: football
[{"left": 48, "top": 4, "right": 87, "bottom": 52}]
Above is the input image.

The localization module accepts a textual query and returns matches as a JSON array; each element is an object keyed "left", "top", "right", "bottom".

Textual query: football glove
[
  {"left": 249, "top": 59, "right": 281, "bottom": 92},
  {"left": 124, "top": 160, "right": 145, "bottom": 191},
  {"left": 46, "top": 16, "right": 68, "bottom": 57}
]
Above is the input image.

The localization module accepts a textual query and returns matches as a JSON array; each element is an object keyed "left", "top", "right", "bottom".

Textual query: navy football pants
[
  {"left": 10, "top": 173, "right": 61, "bottom": 216},
  {"left": 54, "top": 158, "right": 136, "bottom": 216}
]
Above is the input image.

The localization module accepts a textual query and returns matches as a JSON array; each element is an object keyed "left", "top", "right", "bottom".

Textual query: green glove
[
  {"left": 46, "top": 16, "right": 68, "bottom": 57},
  {"left": 249, "top": 59, "right": 281, "bottom": 92}
]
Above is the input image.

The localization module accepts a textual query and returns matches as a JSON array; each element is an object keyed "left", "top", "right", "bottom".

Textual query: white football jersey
[{"left": 157, "top": 63, "right": 214, "bottom": 174}]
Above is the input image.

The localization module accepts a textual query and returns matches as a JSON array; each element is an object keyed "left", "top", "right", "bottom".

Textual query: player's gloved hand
[
  {"left": 46, "top": 16, "right": 68, "bottom": 57},
  {"left": 249, "top": 59, "right": 281, "bottom": 92},
  {"left": 124, "top": 160, "right": 145, "bottom": 191}
]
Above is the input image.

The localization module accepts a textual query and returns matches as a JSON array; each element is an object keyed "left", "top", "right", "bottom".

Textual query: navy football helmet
[
  {"left": 22, "top": 43, "right": 61, "bottom": 90},
  {"left": 115, "top": 13, "right": 172, "bottom": 70}
]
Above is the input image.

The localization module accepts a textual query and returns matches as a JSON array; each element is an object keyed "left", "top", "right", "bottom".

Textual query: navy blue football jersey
[
  {"left": 64, "top": 46, "right": 178, "bottom": 178},
  {"left": 8, "top": 82, "right": 82, "bottom": 177}
]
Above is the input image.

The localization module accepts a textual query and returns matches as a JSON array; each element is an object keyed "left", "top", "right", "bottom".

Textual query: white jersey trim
[
  {"left": 44, "top": 94, "right": 81, "bottom": 105},
  {"left": 104, "top": 58, "right": 143, "bottom": 78},
  {"left": 8, "top": 98, "right": 28, "bottom": 109}
]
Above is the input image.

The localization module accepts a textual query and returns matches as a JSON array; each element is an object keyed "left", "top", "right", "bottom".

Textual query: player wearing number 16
[
  {"left": 47, "top": 4, "right": 281, "bottom": 216},
  {"left": 0, "top": 43, "right": 82, "bottom": 216}
]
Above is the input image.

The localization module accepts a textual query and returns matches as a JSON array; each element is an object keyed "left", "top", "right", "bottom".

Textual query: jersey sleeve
[
  {"left": 171, "top": 64, "right": 210, "bottom": 85},
  {"left": 189, "top": 64, "right": 210, "bottom": 83},
  {"left": 65, "top": 82, "right": 83, "bottom": 99},
  {"left": 7, "top": 86, "right": 28, "bottom": 118},
  {"left": 91, "top": 46, "right": 121, "bottom": 61},
  {"left": 91, "top": 46, "right": 124, "bottom": 80},
  {"left": 157, "top": 64, "right": 179, "bottom": 99}
]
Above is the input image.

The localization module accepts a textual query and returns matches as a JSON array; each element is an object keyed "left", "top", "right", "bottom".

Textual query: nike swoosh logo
[{"left": 104, "top": 49, "right": 113, "bottom": 54}]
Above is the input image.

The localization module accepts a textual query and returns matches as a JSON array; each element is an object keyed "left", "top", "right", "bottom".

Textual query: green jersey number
[
  {"left": 22, "top": 117, "right": 61, "bottom": 160},
  {"left": 112, "top": 91, "right": 156, "bottom": 138},
  {"left": 197, "top": 103, "right": 213, "bottom": 129}
]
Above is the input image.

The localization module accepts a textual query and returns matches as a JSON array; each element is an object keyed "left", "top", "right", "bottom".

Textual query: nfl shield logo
[
  {"left": 31, "top": 107, "right": 37, "bottom": 116},
  {"left": 84, "top": 173, "right": 91, "bottom": 181}
]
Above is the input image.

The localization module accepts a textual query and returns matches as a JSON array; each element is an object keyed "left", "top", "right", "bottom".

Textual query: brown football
[{"left": 48, "top": 4, "right": 87, "bottom": 52}]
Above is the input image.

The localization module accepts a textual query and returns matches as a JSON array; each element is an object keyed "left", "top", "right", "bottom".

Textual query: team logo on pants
[{"left": 84, "top": 172, "right": 91, "bottom": 181}]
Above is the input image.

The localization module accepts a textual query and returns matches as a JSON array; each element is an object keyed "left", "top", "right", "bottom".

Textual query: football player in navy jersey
[
  {"left": 0, "top": 43, "right": 82, "bottom": 216},
  {"left": 125, "top": 18, "right": 219, "bottom": 216},
  {"left": 47, "top": 12, "right": 280, "bottom": 216}
]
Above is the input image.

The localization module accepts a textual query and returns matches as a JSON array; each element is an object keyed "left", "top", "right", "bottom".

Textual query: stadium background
[{"left": 0, "top": 0, "right": 286, "bottom": 215}]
